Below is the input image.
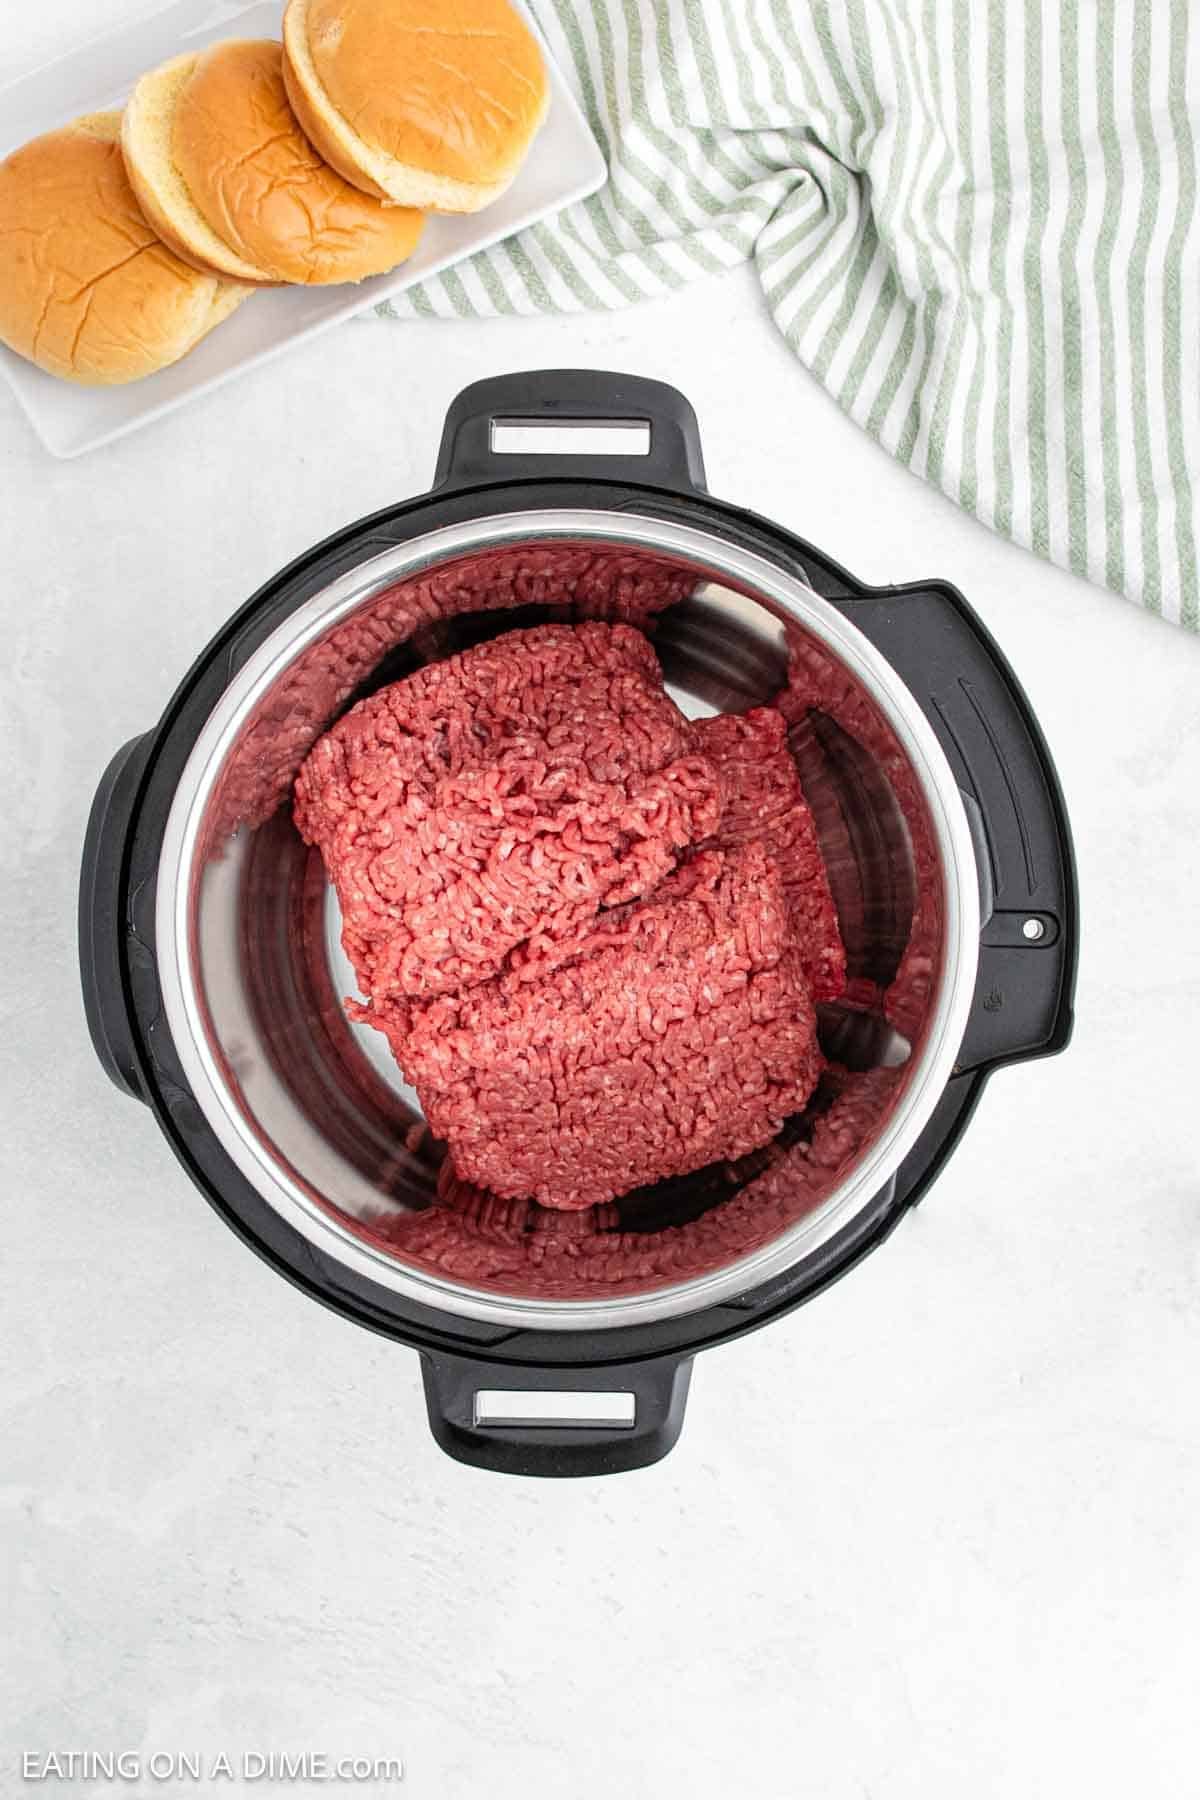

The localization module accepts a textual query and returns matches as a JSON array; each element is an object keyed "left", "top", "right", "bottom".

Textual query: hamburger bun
[
  {"left": 123, "top": 40, "right": 424, "bottom": 287},
  {"left": 282, "top": 0, "right": 550, "bottom": 213},
  {"left": 0, "top": 112, "right": 249, "bottom": 386},
  {"left": 122, "top": 51, "right": 280, "bottom": 283}
]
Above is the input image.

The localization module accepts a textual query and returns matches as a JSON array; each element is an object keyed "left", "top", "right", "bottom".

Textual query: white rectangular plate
[{"left": 0, "top": 0, "right": 606, "bottom": 458}]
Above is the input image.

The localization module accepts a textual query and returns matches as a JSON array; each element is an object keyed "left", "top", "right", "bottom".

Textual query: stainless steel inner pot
[{"left": 154, "top": 511, "right": 980, "bottom": 1331}]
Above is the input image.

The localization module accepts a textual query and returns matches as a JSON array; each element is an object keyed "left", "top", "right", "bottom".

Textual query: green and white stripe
[{"left": 382, "top": 0, "right": 1199, "bottom": 627}]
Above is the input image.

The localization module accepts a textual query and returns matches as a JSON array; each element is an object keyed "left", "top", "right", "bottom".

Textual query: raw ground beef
[
  {"left": 208, "top": 544, "right": 695, "bottom": 850},
  {"left": 370, "top": 847, "right": 822, "bottom": 1209},
  {"left": 295, "top": 617, "right": 845, "bottom": 1212},
  {"left": 295, "top": 622, "right": 721, "bottom": 1003},
  {"left": 369, "top": 1064, "right": 905, "bottom": 1294},
  {"left": 692, "top": 708, "right": 846, "bottom": 1002},
  {"left": 287, "top": 594, "right": 949, "bottom": 1267}
]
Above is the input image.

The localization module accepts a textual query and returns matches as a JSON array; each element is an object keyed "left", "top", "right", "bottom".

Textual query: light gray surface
[{"left": 2, "top": 13, "right": 1199, "bottom": 1786}]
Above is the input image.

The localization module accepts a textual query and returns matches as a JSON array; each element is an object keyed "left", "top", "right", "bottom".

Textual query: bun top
[
  {"left": 171, "top": 39, "right": 423, "bottom": 285},
  {"left": 0, "top": 112, "right": 242, "bottom": 384},
  {"left": 303, "top": 0, "right": 548, "bottom": 186}
]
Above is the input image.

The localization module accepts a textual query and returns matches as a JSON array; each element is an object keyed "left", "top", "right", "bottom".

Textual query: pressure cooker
[{"left": 79, "top": 371, "right": 1077, "bottom": 1476}]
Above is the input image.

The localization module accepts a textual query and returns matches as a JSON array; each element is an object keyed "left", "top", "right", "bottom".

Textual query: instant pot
[{"left": 80, "top": 371, "right": 1077, "bottom": 1476}]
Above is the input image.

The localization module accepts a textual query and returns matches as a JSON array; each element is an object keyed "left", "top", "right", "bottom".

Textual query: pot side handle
[
  {"left": 79, "top": 734, "right": 152, "bottom": 1101},
  {"left": 420, "top": 1350, "right": 694, "bottom": 1477},
  {"left": 432, "top": 369, "right": 708, "bottom": 494},
  {"left": 835, "top": 584, "right": 1079, "bottom": 1073}
]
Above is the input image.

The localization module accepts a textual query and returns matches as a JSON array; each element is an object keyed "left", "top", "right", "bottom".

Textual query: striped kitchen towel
[{"left": 383, "top": 0, "right": 1200, "bottom": 629}]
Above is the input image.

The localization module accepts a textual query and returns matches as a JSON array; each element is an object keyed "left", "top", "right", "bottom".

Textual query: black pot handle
[
  {"left": 79, "top": 734, "right": 151, "bottom": 1100},
  {"left": 433, "top": 369, "right": 708, "bottom": 494},
  {"left": 836, "top": 584, "right": 1078, "bottom": 1071},
  {"left": 420, "top": 1350, "right": 693, "bottom": 1477}
]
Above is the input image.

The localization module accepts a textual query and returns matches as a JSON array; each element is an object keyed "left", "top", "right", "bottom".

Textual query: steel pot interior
[{"left": 156, "top": 513, "right": 980, "bottom": 1330}]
